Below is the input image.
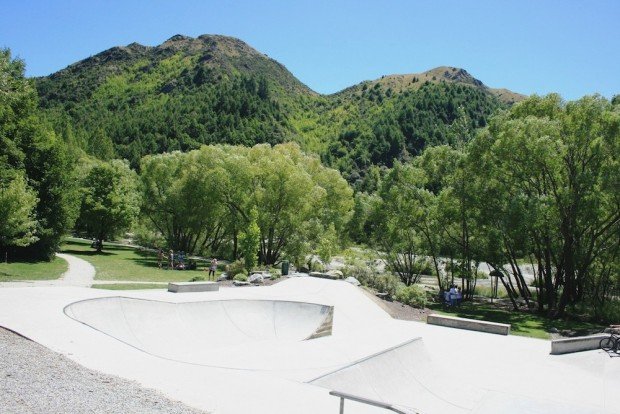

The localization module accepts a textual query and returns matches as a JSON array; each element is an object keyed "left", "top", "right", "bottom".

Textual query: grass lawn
[
  {"left": 428, "top": 301, "right": 605, "bottom": 339},
  {"left": 91, "top": 283, "right": 167, "bottom": 290},
  {"left": 0, "top": 257, "right": 68, "bottom": 282},
  {"left": 61, "top": 238, "right": 218, "bottom": 282}
]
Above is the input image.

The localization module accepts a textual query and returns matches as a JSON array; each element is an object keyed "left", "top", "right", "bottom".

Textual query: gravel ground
[
  {"left": 360, "top": 287, "right": 430, "bottom": 322},
  {"left": 0, "top": 328, "right": 207, "bottom": 414}
]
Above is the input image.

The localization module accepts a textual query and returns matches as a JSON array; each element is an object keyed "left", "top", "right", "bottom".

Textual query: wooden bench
[
  {"left": 427, "top": 314, "right": 510, "bottom": 335},
  {"left": 167, "top": 281, "right": 219, "bottom": 293}
]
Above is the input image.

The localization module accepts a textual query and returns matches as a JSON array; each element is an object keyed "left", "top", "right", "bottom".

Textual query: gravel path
[{"left": 0, "top": 328, "right": 207, "bottom": 414}]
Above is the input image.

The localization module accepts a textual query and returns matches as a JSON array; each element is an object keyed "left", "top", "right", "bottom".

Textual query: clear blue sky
[{"left": 1, "top": 0, "right": 618, "bottom": 99}]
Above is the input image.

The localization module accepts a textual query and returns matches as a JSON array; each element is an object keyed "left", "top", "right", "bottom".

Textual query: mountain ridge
[
  {"left": 38, "top": 34, "right": 523, "bottom": 102},
  {"left": 33, "top": 34, "right": 518, "bottom": 187}
]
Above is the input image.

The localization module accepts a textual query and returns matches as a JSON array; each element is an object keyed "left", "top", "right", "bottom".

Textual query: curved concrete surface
[
  {"left": 64, "top": 297, "right": 333, "bottom": 365},
  {"left": 0, "top": 277, "right": 618, "bottom": 414}
]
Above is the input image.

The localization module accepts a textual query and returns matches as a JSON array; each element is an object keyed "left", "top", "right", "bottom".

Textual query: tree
[
  {"left": 239, "top": 207, "right": 260, "bottom": 274},
  {"left": 0, "top": 175, "right": 38, "bottom": 259},
  {"left": 75, "top": 159, "right": 140, "bottom": 252},
  {"left": 0, "top": 48, "right": 75, "bottom": 260},
  {"left": 469, "top": 94, "right": 620, "bottom": 317}
]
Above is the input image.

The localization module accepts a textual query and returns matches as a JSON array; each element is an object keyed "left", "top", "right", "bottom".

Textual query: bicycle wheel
[{"left": 600, "top": 337, "right": 615, "bottom": 351}]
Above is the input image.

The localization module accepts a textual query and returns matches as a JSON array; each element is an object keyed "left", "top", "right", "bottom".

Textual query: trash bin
[{"left": 281, "top": 260, "right": 289, "bottom": 276}]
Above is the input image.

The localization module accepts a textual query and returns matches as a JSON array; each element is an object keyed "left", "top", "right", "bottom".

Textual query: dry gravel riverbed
[{"left": 0, "top": 328, "right": 207, "bottom": 414}]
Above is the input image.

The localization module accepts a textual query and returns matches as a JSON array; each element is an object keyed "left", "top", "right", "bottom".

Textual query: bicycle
[{"left": 599, "top": 327, "right": 620, "bottom": 352}]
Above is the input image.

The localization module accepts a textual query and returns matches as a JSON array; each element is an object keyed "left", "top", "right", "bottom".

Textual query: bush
[
  {"left": 343, "top": 262, "right": 398, "bottom": 297},
  {"left": 599, "top": 300, "right": 620, "bottom": 324},
  {"left": 233, "top": 273, "right": 248, "bottom": 282},
  {"left": 132, "top": 223, "right": 165, "bottom": 249},
  {"left": 395, "top": 284, "right": 428, "bottom": 308},
  {"left": 227, "top": 259, "right": 245, "bottom": 277},
  {"left": 375, "top": 274, "right": 399, "bottom": 297},
  {"left": 343, "top": 262, "right": 376, "bottom": 286}
]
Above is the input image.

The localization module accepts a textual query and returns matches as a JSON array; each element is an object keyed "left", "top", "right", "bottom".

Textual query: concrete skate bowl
[
  {"left": 310, "top": 338, "right": 485, "bottom": 414},
  {"left": 64, "top": 297, "right": 333, "bottom": 369}
]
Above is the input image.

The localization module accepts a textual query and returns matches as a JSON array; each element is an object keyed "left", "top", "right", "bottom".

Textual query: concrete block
[
  {"left": 427, "top": 314, "right": 510, "bottom": 335},
  {"left": 167, "top": 281, "right": 219, "bottom": 293},
  {"left": 550, "top": 333, "right": 609, "bottom": 355}
]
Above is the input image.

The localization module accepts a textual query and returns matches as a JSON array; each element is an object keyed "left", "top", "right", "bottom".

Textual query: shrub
[
  {"left": 343, "top": 262, "right": 398, "bottom": 296},
  {"left": 132, "top": 223, "right": 165, "bottom": 249},
  {"left": 395, "top": 285, "right": 428, "bottom": 308},
  {"left": 233, "top": 273, "right": 248, "bottom": 282},
  {"left": 599, "top": 300, "right": 620, "bottom": 324},
  {"left": 343, "top": 262, "right": 376, "bottom": 286},
  {"left": 375, "top": 274, "right": 399, "bottom": 297},
  {"left": 227, "top": 259, "right": 245, "bottom": 277}
]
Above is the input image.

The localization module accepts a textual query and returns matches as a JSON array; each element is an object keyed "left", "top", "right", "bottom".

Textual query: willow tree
[
  {"left": 470, "top": 94, "right": 620, "bottom": 317},
  {"left": 75, "top": 159, "right": 140, "bottom": 252}
]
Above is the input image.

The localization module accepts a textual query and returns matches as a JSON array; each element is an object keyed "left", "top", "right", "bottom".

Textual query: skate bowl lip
[{"left": 62, "top": 296, "right": 335, "bottom": 370}]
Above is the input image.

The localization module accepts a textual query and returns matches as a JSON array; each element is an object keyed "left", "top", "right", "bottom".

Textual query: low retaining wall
[
  {"left": 168, "top": 281, "right": 219, "bottom": 293},
  {"left": 550, "top": 333, "right": 609, "bottom": 355},
  {"left": 427, "top": 314, "right": 510, "bottom": 335}
]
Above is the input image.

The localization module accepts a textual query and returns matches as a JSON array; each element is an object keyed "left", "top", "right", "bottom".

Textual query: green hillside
[{"left": 35, "top": 34, "right": 521, "bottom": 182}]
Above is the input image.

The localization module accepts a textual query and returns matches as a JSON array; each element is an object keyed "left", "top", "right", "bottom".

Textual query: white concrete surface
[{"left": 0, "top": 276, "right": 618, "bottom": 414}]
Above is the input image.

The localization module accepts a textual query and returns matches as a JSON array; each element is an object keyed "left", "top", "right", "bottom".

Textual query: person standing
[
  {"left": 449, "top": 285, "right": 457, "bottom": 307},
  {"left": 168, "top": 249, "right": 174, "bottom": 270},
  {"left": 209, "top": 258, "right": 217, "bottom": 278},
  {"left": 157, "top": 248, "right": 163, "bottom": 269}
]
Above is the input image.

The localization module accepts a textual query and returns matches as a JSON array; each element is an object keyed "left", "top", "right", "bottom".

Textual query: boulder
[{"left": 344, "top": 276, "right": 360, "bottom": 286}]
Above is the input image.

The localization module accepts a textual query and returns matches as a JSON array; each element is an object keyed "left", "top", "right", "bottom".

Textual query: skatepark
[{"left": 0, "top": 255, "right": 618, "bottom": 414}]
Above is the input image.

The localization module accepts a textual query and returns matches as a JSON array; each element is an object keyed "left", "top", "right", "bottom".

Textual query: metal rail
[{"left": 329, "top": 391, "right": 419, "bottom": 414}]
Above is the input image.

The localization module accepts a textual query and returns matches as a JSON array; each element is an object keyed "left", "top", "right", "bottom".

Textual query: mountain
[
  {"left": 336, "top": 66, "right": 526, "bottom": 105},
  {"left": 34, "top": 34, "right": 524, "bottom": 185}
]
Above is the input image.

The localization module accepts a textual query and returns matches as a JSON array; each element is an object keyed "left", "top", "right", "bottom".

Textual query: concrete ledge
[
  {"left": 550, "top": 333, "right": 609, "bottom": 355},
  {"left": 427, "top": 314, "right": 510, "bottom": 335},
  {"left": 167, "top": 281, "right": 219, "bottom": 293}
]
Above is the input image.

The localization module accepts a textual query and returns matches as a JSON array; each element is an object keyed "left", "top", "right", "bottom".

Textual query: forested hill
[{"left": 34, "top": 34, "right": 524, "bottom": 182}]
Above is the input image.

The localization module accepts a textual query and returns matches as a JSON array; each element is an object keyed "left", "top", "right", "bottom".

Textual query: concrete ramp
[
  {"left": 310, "top": 338, "right": 486, "bottom": 414},
  {"left": 64, "top": 297, "right": 333, "bottom": 363}
]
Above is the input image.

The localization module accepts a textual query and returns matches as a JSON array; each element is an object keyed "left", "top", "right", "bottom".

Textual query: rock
[
  {"left": 344, "top": 277, "right": 360, "bottom": 286},
  {"left": 217, "top": 273, "right": 228, "bottom": 282},
  {"left": 248, "top": 274, "right": 264, "bottom": 284},
  {"left": 326, "top": 270, "right": 344, "bottom": 279},
  {"left": 549, "top": 327, "right": 559, "bottom": 334}
]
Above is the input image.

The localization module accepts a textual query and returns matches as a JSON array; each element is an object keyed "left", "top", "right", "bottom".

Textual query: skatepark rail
[{"left": 329, "top": 390, "right": 419, "bottom": 414}]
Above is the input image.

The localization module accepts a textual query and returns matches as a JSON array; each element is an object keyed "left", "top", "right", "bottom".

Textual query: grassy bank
[
  {"left": 91, "top": 283, "right": 167, "bottom": 290},
  {"left": 0, "top": 257, "right": 68, "bottom": 282},
  {"left": 61, "top": 238, "right": 217, "bottom": 282},
  {"left": 429, "top": 301, "right": 604, "bottom": 339}
]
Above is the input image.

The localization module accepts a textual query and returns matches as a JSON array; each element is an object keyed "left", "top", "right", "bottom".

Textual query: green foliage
[
  {"left": 226, "top": 259, "right": 246, "bottom": 277},
  {"left": 139, "top": 143, "right": 353, "bottom": 263},
  {"left": 75, "top": 159, "right": 140, "bottom": 249},
  {"left": 395, "top": 284, "right": 428, "bottom": 308},
  {"left": 0, "top": 48, "right": 76, "bottom": 260},
  {"left": 233, "top": 273, "right": 248, "bottom": 282},
  {"left": 239, "top": 207, "right": 260, "bottom": 273},
  {"left": 0, "top": 175, "right": 38, "bottom": 247},
  {"left": 343, "top": 261, "right": 399, "bottom": 296}
]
